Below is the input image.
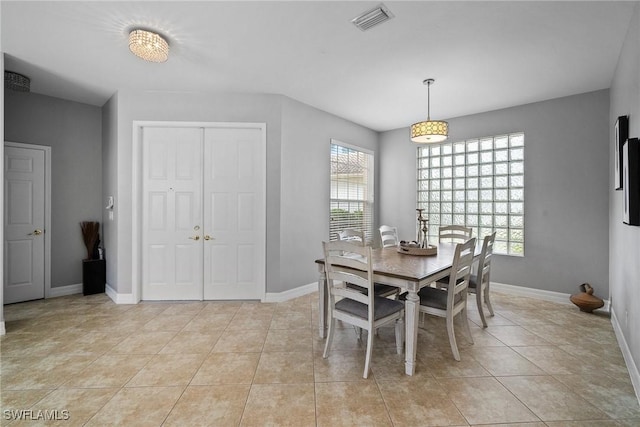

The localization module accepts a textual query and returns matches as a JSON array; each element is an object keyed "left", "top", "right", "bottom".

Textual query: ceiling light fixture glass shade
[
  {"left": 128, "top": 29, "right": 169, "bottom": 63},
  {"left": 410, "top": 78, "right": 448, "bottom": 143},
  {"left": 5, "top": 71, "right": 30, "bottom": 92}
]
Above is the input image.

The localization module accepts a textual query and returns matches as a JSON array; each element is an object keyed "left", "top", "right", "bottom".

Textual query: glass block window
[
  {"left": 417, "top": 133, "right": 524, "bottom": 256},
  {"left": 330, "top": 140, "right": 374, "bottom": 244}
]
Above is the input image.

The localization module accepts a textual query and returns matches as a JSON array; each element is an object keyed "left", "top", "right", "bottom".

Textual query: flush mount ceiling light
[
  {"left": 5, "top": 71, "right": 30, "bottom": 92},
  {"left": 128, "top": 29, "right": 169, "bottom": 63},
  {"left": 410, "top": 78, "right": 449, "bottom": 143}
]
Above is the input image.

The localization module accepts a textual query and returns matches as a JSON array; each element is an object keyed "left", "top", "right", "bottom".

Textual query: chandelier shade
[
  {"left": 410, "top": 120, "right": 448, "bottom": 143},
  {"left": 411, "top": 78, "right": 448, "bottom": 143},
  {"left": 128, "top": 29, "right": 169, "bottom": 63}
]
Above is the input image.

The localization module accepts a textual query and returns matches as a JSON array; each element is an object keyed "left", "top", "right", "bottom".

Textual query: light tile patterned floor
[{"left": 1, "top": 291, "right": 639, "bottom": 426}]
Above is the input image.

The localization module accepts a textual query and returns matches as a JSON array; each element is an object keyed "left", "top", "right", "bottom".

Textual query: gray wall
[
  {"left": 610, "top": 2, "right": 640, "bottom": 381},
  {"left": 102, "top": 94, "right": 118, "bottom": 289},
  {"left": 4, "top": 91, "right": 103, "bottom": 288},
  {"left": 278, "top": 96, "right": 378, "bottom": 293},
  {"left": 107, "top": 90, "right": 282, "bottom": 295},
  {"left": 105, "top": 90, "right": 377, "bottom": 296},
  {"left": 380, "top": 90, "right": 610, "bottom": 297}
]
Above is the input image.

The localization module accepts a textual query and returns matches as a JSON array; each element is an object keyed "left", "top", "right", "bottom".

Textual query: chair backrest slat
[
  {"left": 337, "top": 229, "right": 365, "bottom": 246},
  {"left": 478, "top": 232, "right": 496, "bottom": 286},
  {"left": 439, "top": 225, "right": 472, "bottom": 243},
  {"left": 379, "top": 225, "right": 398, "bottom": 248},
  {"left": 447, "top": 238, "right": 477, "bottom": 307},
  {"left": 323, "top": 240, "right": 374, "bottom": 307}
]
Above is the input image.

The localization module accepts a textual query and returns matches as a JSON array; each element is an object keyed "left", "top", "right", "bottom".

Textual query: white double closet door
[{"left": 142, "top": 125, "right": 265, "bottom": 301}]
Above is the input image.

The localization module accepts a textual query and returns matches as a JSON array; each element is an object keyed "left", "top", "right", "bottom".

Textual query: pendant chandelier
[{"left": 410, "top": 78, "right": 448, "bottom": 143}]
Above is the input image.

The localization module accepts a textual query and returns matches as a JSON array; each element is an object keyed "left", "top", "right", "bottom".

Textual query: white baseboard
[
  {"left": 491, "top": 281, "right": 610, "bottom": 312},
  {"left": 0, "top": 321, "right": 5, "bottom": 336},
  {"left": 263, "top": 280, "right": 612, "bottom": 309},
  {"left": 105, "top": 283, "right": 137, "bottom": 304},
  {"left": 264, "top": 282, "right": 317, "bottom": 303},
  {"left": 48, "top": 283, "right": 82, "bottom": 298},
  {"left": 611, "top": 307, "right": 640, "bottom": 405}
]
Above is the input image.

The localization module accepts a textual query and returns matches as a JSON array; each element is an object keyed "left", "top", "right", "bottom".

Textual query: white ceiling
[{"left": 1, "top": 1, "right": 636, "bottom": 132}]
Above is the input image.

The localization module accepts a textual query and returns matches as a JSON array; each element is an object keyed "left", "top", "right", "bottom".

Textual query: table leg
[
  {"left": 404, "top": 288, "right": 420, "bottom": 376},
  {"left": 318, "top": 272, "right": 327, "bottom": 338}
]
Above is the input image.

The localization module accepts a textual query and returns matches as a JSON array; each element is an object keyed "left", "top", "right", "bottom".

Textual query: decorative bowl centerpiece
[
  {"left": 397, "top": 241, "right": 437, "bottom": 256},
  {"left": 396, "top": 208, "right": 438, "bottom": 255}
]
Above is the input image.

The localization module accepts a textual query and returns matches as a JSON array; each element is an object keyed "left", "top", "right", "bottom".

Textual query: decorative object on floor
[
  {"left": 623, "top": 137, "right": 640, "bottom": 225},
  {"left": 570, "top": 283, "right": 604, "bottom": 313},
  {"left": 410, "top": 78, "right": 448, "bottom": 143},
  {"left": 80, "top": 221, "right": 101, "bottom": 260},
  {"left": 129, "top": 29, "right": 169, "bottom": 62},
  {"left": 614, "top": 115, "right": 629, "bottom": 190},
  {"left": 80, "top": 221, "right": 105, "bottom": 295},
  {"left": 5, "top": 71, "right": 30, "bottom": 92}
]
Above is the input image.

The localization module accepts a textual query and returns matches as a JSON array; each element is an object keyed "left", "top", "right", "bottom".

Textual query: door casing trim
[{"left": 4, "top": 141, "right": 52, "bottom": 301}]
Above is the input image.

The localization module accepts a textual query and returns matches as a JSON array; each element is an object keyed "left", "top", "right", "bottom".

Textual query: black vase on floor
[{"left": 82, "top": 259, "right": 106, "bottom": 295}]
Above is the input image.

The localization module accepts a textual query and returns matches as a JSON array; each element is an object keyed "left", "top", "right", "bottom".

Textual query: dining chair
[
  {"left": 322, "top": 240, "right": 404, "bottom": 378},
  {"left": 338, "top": 229, "right": 398, "bottom": 299},
  {"left": 468, "top": 232, "right": 496, "bottom": 327},
  {"left": 434, "top": 225, "right": 473, "bottom": 289},
  {"left": 338, "top": 228, "right": 365, "bottom": 244},
  {"left": 415, "top": 237, "right": 476, "bottom": 361},
  {"left": 379, "top": 225, "right": 399, "bottom": 248},
  {"left": 438, "top": 225, "right": 472, "bottom": 243}
]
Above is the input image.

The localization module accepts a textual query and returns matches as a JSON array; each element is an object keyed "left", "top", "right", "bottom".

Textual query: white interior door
[
  {"left": 140, "top": 123, "right": 265, "bottom": 301},
  {"left": 4, "top": 145, "right": 46, "bottom": 304},
  {"left": 203, "top": 127, "right": 265, "bottom": 300},
  {"left": 142, "top": 127, "right": 204, "bottom": 300}
]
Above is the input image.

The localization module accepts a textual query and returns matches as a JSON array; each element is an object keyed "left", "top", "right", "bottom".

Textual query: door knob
[
  {"left": 28, "top": 229, "right": 43, "bottom": 236},
  {"left": 188, "top": 235, "right": 200, "bottom": 241},
  {"left": 204, "top": 235, "right": 214, "bottom": 241}
]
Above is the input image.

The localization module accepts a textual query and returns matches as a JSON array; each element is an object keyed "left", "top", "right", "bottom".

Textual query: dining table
[{"left": 315, "top": 242, "right": 479, "bottom": 376}]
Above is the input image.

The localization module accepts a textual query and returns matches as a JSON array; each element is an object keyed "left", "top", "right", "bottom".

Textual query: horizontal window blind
[{"left": 330, "top": 141, "right": 374, "bottom": 244}]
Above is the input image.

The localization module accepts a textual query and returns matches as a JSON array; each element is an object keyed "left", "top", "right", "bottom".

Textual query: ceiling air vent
[{"left": 351, "top": 3, "right": 395, "bottom": 31}]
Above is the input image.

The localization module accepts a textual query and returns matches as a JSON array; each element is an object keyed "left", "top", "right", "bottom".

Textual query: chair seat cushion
[
  {"left": 398, "top": 287, "right": 463, "bottom": 310},
  {"left": 346, "top": 282, "right": 398, "bottom": 297},
  {"left": 374, "top": 283, "right": 399, "bottom": 296},
  {"left": 436, "top": 275, "right": 450, "bottom": 285},
  {"left": 335, "top": 296, "right": 404, "bottom": 320}
]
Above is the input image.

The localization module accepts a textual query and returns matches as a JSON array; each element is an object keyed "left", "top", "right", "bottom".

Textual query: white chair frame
[
  {"left": 418, "top": 238, "right": 476, "bottom": 361},
  {"left": 338, "top": 228, "right": 397, "bottom": 299},
  {"left": 322, "top": 240, "right": 404, "bottom": 378},
  {"left": 379, "top": 225, "right": 399, "bottom": 248},
  {"left": 438, "top": 225, "right": 472, "bottom": 243},
  {"left": 469, "top": 232, "right": 496, "bottom": 327},
  {"left": 338, "top": 228, "right": 365, "bottom": 245}
]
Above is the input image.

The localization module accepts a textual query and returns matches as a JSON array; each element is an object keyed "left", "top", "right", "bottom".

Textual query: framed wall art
[
  {"left": 623, "top": 137, "right": 639, "bottom": 226},
  {"left": 615, "top": 115, "right": 628, "bottom": 190}
]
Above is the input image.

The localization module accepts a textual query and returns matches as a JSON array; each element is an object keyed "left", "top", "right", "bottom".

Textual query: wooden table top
[{"left": 316, "top": 242, "right": 466, "bottom": 282}]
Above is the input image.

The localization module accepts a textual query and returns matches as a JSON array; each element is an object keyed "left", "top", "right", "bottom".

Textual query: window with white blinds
[
  {"left": 330, "top": 140, "right": 374, "bottom": 244},
  {"left": 417, "top": 132, "right": 525, "bottom": 256}
]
